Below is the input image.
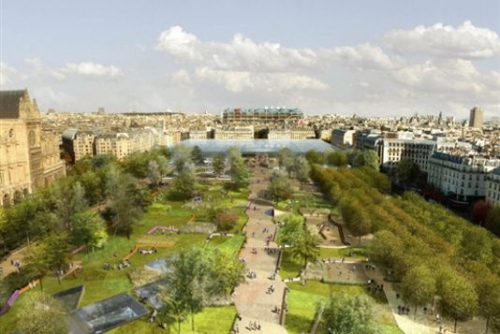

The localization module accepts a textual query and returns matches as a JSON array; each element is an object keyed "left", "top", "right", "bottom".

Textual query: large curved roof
[{"left": 176, "top": 139, "right": 337, "bottom": 155}]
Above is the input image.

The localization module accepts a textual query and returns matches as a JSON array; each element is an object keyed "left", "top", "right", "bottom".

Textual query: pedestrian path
[{"left": 232, "top": 167, "right": 288, "bottom": 334}]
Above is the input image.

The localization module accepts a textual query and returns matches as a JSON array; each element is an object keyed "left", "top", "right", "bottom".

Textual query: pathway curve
[{"left": 233, "top": 166, "right": 288, "bottom": 334}]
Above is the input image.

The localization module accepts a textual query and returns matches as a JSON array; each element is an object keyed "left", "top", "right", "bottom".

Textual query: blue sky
[{"left": 1, "top": 0, "right": 499, "bottom": 119}]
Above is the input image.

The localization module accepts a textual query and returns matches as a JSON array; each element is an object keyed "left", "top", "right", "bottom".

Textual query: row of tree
[{"left": 310, "top": 164, "right": 500, "bottom": 333}]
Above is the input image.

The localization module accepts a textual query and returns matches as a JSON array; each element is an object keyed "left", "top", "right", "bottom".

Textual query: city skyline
[{"left": 0, "top": 0, "right": 499, "bottom": 119}]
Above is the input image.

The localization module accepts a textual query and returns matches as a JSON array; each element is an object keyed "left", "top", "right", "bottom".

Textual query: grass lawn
[
  {"left": 212, "top": 234, "right": 245, "bottom": 256},
  {"left": 0, "top": 183, "right": 250, "bottom": 334},
  {"left": 108, "top": 305, "right": 237, "bottom": 334},
  {"left": 279, "top": 249, "right": 302, "bottom": 279},
  {"left": 285, "top": 281, "right": 402, "bottom": 334},
  {"left": 318, "top": 246, "right": 368, "bottom": 260}
]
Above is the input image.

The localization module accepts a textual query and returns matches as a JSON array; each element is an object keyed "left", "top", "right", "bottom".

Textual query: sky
[{"left": 0, "top": 0, "right": 499, "bottom": 119}]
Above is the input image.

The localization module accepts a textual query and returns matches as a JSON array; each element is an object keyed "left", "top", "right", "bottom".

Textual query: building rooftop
[{"left": 0, "top": 90, "right": 26, "bottom": 119}]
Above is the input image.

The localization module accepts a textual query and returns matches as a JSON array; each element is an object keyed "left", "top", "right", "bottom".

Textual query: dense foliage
[{"left": 310, "top": 164, "right": 500, "bottom": 332}]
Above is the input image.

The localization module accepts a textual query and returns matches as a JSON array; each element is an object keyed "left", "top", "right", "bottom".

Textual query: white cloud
[
  {"left": 156, "top": 26, "right": 201, "bottom": 60},
  {"left": 169, "top": 69, "right": 191, "bottom": 85},
  {"left": 194, "top": 67, "right": 328, "bottom": 92},
  {"left": 156, "top": 26, "right": 320, "bottom": 72},
  {"left": 385, "top": 21, "right": 500, "bottom": 58},
  {"left": 62, "top": 62, "right": 124, "bottom": 77},
  {"left": 0, "top": 62, "right": 19, "bottom": 85},
  {"left": 326, "top": 43, "right": 403, "bottom": 70},
  {"left": 392, "top": 59, "right": 483, "bottom": 93},
  {"left": 25, "top": 58, "right": 66, "bottom": 81}
]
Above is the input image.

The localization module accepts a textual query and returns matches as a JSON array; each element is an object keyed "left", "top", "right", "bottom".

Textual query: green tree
[
  {"left": 213, "top": 208, "right": 239, "bottom": 231},
  {"left": 400, "top": 265, "right": 436, "bottom": 319},
  {"left": 212, "top": 153, "right": 226, "bottom": 176},
  {"left": 291, "top": 226, "right": 320, "bottom": 279},
  {"left": 227, "top": 146, "right": 250, "bottom": 189},
  {"left": 53, "top": 180, "right": 88, "bottom": 231},
  {"left": 71, "top": 210, "right": 108, "bottom": 259},
  {"left": 78, "top": 171, "right": 105, "bottom": 205},
  {"left": 485, "top": 204, "right": 500, "bottom": 237},
  {"left": 478, "top": 275, "right": 500, "bottom": 334},
  {"left": 277, "top": 214, "right": 305, "bottom": 246},
  {"left": 278, "top": 148, "right": 295, "bottom": 174},
  {"left": 396, "top": 159, "right": 421, "bottom": 184},
  {"left": 122, "top": 152, "right": 150, "bottom": 179},
  {"left": 327, "top": 151, "right": 349, "bottom": 167},
  {"left": 268, "top": 169, "right": 293, "bottom": 201},
  {"left": 362, "top": 150, "right": 379, "bottom": 170},
  {"left": 44, "top": 232, "right": 72, "bottom": 285},
  {"left": 370, "top": 230, "right": 404, "bottom": 270},
  {"left": 107, "top": 172, "right": 144, "bottom": 238},
  {"left": 305, "top": 150, "right": 326, "bottom": 165},
  {"left": 172, "top": 145, "right": 193, "bottom": 173},
  {"left": 319, "top": 292, "right": 379, "bottom": 334},
  {"left": 159, "top": 294, "right": 188, "bottom": 334},
  {"left": 92, "top": 154, "right": 116, "bottom": 170},
  {"left": 168, "top": 247, "right": 245, "bottom": 331},
  {"left": 191, "top": 145, "right": 204, "bottom": 165},
  {"left": 170, "top": 165, "right": 196, "bottom": 200},
  {"left": 348, "top": 206, "right": 372, "bottom": 245},
  {"left": 16, "top": 292, "right": 69, "bottom": 334},
  {"left": 25, "top": 233, "right": 71, "bottom": 290},
  {"left": 209, "top": 250, "right": 245, "bottom": 296},
  {"left": 170, "top": 248, "right": 210, "bottom": 330},
  {"left": 294, "top": 156, "right": 311, "bottom": 184},
  {"left": 458, "top": 227, "right": 493, "bottom": 264},
  {"left": 148, "top": 160, "right": 161, "bottom": 186},
  {"left": 439, "top": 271, "right": 478, "bottom": 333}
]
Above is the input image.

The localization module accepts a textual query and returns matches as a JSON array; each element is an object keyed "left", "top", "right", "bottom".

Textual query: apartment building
[
  {"left": 331, "top": 129, "right": 356, "bottom": 146},
  {"left": 380, "top": 138, "right": 437, "bottom": 173},
  {"left": 268, "top": 127, "right": 315, "bottom": 140},
  {"left": 428, "top": 152, "right": 500, "bottom": 203},
  {"left": 214, "top": 126, "right": 254, "bottom": 140},
  {"left": 486, "top": 167, "right": 500, "bottom": 204}
]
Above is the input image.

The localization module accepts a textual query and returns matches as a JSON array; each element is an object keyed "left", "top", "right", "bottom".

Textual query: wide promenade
[{"left": 233, "top": 166, "right": 288, "bottom": 334}]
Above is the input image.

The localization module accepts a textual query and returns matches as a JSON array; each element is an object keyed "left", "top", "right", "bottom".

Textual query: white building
[
  {"left": 331, "top": 129, "right": 356, "bottom": 146},
  {"left": 428, "top": 153, "right": 500, "bottom": 203},
  {"left": 214, "top": 126, "right": 254, "bottom": 140},
  {"left": 486, "top": 167, "right": 500, "bottom": 204},
  {"left": 380, "top": 137, "right": 437, "bottom": 173}
]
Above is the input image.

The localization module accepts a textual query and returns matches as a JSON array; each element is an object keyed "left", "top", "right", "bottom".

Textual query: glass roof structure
[{"left": 176, "top": 139, "right": 337, "bottom": 156}]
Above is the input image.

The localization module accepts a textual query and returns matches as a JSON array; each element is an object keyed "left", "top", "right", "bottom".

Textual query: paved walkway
[
  {"left": 233, "top": 164, "right": 487, "bottom": 334},
  {"left": 233, "top": 166, "right": 288, "bottom": 334}
]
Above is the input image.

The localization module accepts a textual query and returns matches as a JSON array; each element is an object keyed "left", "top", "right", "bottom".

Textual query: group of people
[
  {"left": 139, "top": 247, "right": 157, "bottom": 255},
  {"left": 102, "top": 259, "right": 131, "bottom": 271},
  {"left": 247, "top": 271, "right": 257, "bottom": 279},
  {"left": 264, "top": 246, "right": 279, "bottom": 255}
]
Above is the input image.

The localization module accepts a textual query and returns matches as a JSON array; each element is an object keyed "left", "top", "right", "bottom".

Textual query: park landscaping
[
  {"left": 0, "top": 147, "right": 252, "bottom": 334},
  {"left": 3, "top": 146, "right": 498, "bottom": 334},
  {"left": 0, "top": 185, "right": 248, "bottom": 332}
]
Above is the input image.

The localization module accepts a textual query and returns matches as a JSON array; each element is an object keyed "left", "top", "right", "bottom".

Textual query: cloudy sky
[{"left": 1, "top": 0, "right": 499, "bottom": 119}]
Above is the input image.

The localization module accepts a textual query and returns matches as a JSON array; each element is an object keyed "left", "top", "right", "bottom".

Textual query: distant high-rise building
[{"left": 469, "top": 107, "right": 483, "bottom": 128}]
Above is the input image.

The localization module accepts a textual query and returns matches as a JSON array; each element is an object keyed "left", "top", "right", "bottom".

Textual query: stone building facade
[{"left": 0, "top": 90, "right": 66, "bottom": 206}]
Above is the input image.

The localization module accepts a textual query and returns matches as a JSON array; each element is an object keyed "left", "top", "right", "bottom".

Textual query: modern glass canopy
[{"left": 175, "top": 139, "right": 337, "bottom": 156}]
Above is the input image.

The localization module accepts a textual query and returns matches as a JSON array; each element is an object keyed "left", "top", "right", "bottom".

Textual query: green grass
[
  {"left": 107, "top": 305, "right": 237, "bottom": 334},
  {"left": 279, "top": 249, "right": 302, "bottom": 279},
  {"left": 213, "top": 234, "right": 245, "bottom": 256},
  {"left": 318, "top": 246, "right": 368, "bottom": 260},
  {"left": 285, "top": 281, "right": 401, "bottom": 334}
]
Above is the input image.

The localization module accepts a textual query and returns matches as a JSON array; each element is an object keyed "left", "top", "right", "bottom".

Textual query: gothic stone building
[{"left": 0, "top": 90, "right": 66, "bottom": 206}]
